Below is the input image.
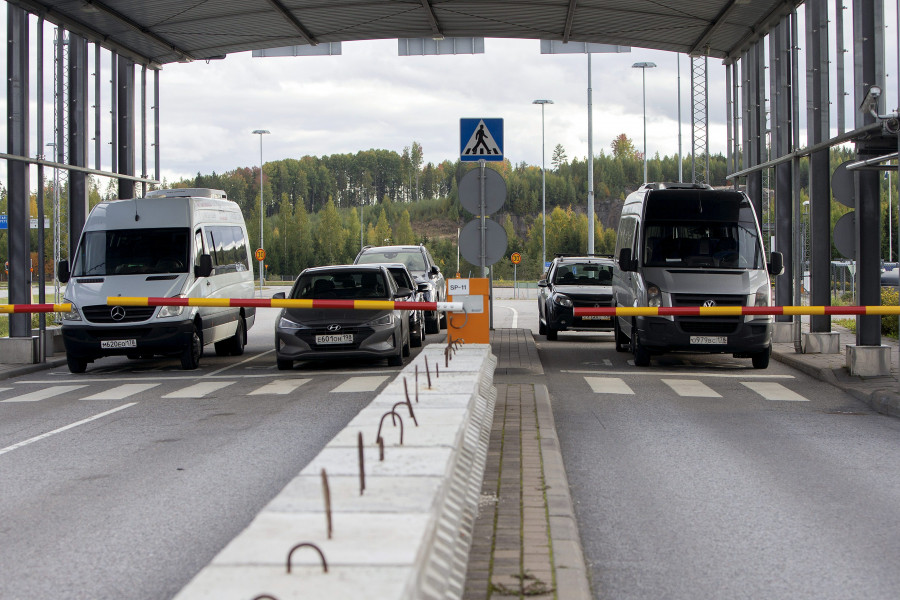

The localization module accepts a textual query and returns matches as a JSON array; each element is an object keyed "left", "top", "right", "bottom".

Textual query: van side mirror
[
  {"left": 195, "top": 254, "right": 213, "bottom": 278},
  {"left": 768, "top": 251, "right": 784, "bottom": 276},
  {"left": 58, "top": 260, "right": 70, "bottom": 283},
  {"left": 618, "top": 248, "right": 636, "bottom": 272}
]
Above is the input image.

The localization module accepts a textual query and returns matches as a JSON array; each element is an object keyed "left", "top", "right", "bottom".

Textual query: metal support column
[
  {"left": 67, "top": 33, "right": 89, "bottom": 259},
  {"left": 745, "top": 43, "right": 765, "bottom": 228},
  {"left": 6, "top": 5, "right": 30, "bottom": 337},
  {"left": 690, "top": 55, "right": 709, "bottom": 184},
  {"left": 807, "top": 0, "right": 832, "bottom": 333},
  {"left": 772, "top": 19, "right": 793, "bottom": 321},
  {"left": 117, "top": 57, "right": 136, "bottom": 199},
  {"left": 853, "top": 0, "right": 884, "bottom": 346}
]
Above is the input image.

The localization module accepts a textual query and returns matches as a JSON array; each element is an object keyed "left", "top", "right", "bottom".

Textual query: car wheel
[
  {"left": 546, "top": 326, "right": 558, "bottom": 341},
  {"left": 425, "top": 314, "right": 440, "bottom": 334},
  {"left": 751, "top": 346, "right": 771, "bottom": 369},
  {"left": 614, "top": 317, "right": 628, "bottom": 352},
  {"left": 440, "top": 311, "right": 447, "bottom": 330},
  {"left": 631, "top": 322, "right": 650, "bottom": 367},
  {"left": 67, "top": 355, "right": 88, "bottom": 374},
  {"left": 215, "top": 316, "right": 246, "bottom": 357},
  {"left": 180, "top": 324, "right": 202, "bottom": 370},
  {"left": 277, "top": 357, "right": 293, "bottom": 370},
  {"left": 402, "top": 326, "right": 411, "bottom": 357},
  {"left": 411, "top": 319, "right": 423, "bottom": 348},
  {"left": 538, "top": 317, "right": 546, "bottom": 335},
  {"left": 388, "top": 332, "right": 404, "bottom": 367}
]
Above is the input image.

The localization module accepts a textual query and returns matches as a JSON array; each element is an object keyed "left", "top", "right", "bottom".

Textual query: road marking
[
  {"left": 249, "top": 379, "right": 311, "bottom": 395},
  {"left": 0, "top": 403, "right": 137, "bottom": 456},
  {"left": 0, "top": 387, "right": 12, "bottom": 394},
  {"left": 562, "top": 369, "right": 794, "bottom": 379},
  {"left": 81, "top": 383, "right": 161, "bottom": 400},
  {"left": 162, "top": 381, "right": 235, "bottom": 398},
  {"left": 741, "top": 381, "right": 808, "bottom": 401},
  {"left": 207, "top": 350, "right": 275, "bottom": 377},
  {"left": 0, "top": 385, "right": 88, "bottom": 403},
  {"left": 662, "top": 379, "right": 721, "bottom": 398},
  {"left": 330, "top": 376, "right": 389, "bottom": 393},
  {"left": 585, "top": 377, "right": 634, "bottom": 395}
]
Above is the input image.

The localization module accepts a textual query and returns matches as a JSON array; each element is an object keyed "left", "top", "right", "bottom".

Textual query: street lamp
[
  {"left": 632, "top": 62, "right": 657, "bottom": 184},
  {"left": 533, "top": 99, "right": 553, "bottom": 269},
  {"left": 252, "top": 129, "right": 270, "bottom": 294}
]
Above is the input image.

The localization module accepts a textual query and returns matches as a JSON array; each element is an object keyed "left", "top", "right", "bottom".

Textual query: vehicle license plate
[
  {"left": 315, "top": 334, "right": 354, "bottom": 345},
  {"left": 582, "top": 315, "right": 610, "bottom": 321},
  {"left": 101, "top": 339, "right": 136, "bottom": 349},
  {"left": 690, "top": 336, "right": 727, "bottom": 345}
]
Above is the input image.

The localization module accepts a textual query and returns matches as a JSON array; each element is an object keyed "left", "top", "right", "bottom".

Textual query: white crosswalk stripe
[
  {"left": 162, "top": 381, "right": 235, "bottom": 399},
  {"left": 662, "top": 379, "right": 722, "bottom": 398},
  {"left": 740, "top": 381, "right": 808, "bottom": 401},
  {"left": 585, "top": 377, "right": 634, "bottom": 395},
  {"left": 249, "top": 379, "right": 311, "bottom": 395},
  {"left": 330, "top": 376, "right": 389, "bottom": 393},
  {"left": 82, "top": 383, "right": 161, "bottom": 400},
  {"left": 1, "top": 385, "right": 88, "bottom": 403}
]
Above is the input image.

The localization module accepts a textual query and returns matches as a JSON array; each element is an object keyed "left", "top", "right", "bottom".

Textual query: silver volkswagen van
[{"left": 612, "top": 183, "right": 783, "bottom": 368}]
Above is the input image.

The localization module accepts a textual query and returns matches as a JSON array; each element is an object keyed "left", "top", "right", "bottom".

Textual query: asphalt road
[
  {"left": 539, "top": 332, "right": 900, "bottom": 599},
  {"left": 0, "top": 305, "right": 431, "bottom": 600}
]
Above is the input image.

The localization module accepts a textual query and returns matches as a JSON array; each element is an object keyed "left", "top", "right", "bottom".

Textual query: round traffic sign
[
  {"left": 459, "top": 218, "right": 508, "bottom": 266},
  {"left": 255, "top": 248, "right": 266, "bottom": 261},
  {"left": 458, "top": 167, "right": 507, "bottom": 216},
  {"left": 511, "top": 252, "right": 522, "bottom": 264}
]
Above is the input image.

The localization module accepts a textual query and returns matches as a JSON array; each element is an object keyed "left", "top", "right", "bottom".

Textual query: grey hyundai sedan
[{"left": 274, "top": 264, "right": 412, "bottom": 369}]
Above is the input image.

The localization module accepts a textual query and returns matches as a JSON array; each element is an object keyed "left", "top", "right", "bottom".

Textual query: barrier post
[{"left": 446, "top": 277, "right": 490, "bottom": 344}]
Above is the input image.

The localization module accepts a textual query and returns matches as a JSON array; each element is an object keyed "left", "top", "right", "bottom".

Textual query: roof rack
[
  {"left": 145, "top": 188, "right": 228, "bottom": 199},
  {"left": 553, "top": 253, "right": 614, "bottom": 259},
  {"left": 639, "top": 182, "right": 713, "bottom": 191}
]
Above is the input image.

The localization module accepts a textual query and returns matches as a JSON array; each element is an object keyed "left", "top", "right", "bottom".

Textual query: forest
[{"left": 1, "top": 135, "right": 897, "bottom": 283}]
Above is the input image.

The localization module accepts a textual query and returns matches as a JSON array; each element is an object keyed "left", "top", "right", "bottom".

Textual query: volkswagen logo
[
  {"left": 326, "top": 324, "right": 342, "bottom": 332},
  {"left": 702, "top": 299, "right": 717, "bottom": 307},
  {"left": 110, "top": 306, "right": 127, "bottom": 321}
]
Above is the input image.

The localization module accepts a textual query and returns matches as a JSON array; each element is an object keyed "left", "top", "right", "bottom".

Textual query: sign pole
[
  {"left": 479, "top": 159, "right": 486, "bottom": 276},
  {"left": 514, "top": 262, "right": 517, "bottom": 299}
]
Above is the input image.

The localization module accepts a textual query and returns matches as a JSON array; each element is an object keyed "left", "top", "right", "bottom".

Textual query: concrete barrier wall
[{"left": 175, "top": 343, "right": 497, "bottom": 600}]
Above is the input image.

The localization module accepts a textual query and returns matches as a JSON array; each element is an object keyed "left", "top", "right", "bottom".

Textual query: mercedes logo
[
  {"left": 110, "top": 306, "right": 127, "bottom": 321},
  {"left": 326, "top": 324, "right": 342, "bottom": 332},
  {"left": 702, "top": 299, "right": 717, "bottom": 307}
]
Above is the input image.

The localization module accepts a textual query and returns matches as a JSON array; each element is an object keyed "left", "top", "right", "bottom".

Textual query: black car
[
  {"left": 273, "top": 264, "right": 411, "bottom": 369},
  {"left": 538, "top": 255, "right": 615, "bottom": 340},
  {"left": 354, "top": 244, "right": 446, "bottom": 334},
  {"left": 382, "top": 262, "right": 430, "bottom": 347}
]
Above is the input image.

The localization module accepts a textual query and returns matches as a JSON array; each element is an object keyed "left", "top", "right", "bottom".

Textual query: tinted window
[
  {"left": 74, "top": 228, "right": 190, "bottom": 276},
  {"left": 552, "top": 263, "right": 613, "bottom": 285},
  {"left": 291, "top": 270, "right": 389, "bottom": 299},
  {"left": 357, "top": 249, "right": 427, "bottom": 272}
]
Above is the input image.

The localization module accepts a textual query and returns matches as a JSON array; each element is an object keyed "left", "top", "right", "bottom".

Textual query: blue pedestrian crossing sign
[{"left": 460, "top": 118, "right": 503, "bottom": 161}]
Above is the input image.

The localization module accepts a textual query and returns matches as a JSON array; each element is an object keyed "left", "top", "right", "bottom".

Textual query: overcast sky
[{"left": 158, "top": 38, "right": 726, "bottom": 184}]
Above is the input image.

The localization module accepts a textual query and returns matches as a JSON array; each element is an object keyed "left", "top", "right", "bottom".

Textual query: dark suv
[
  {"left": 354, "top": 245, "right": 446, "bottom": 334},
  {"left": 538, "top": 255, "right": 615, "bottom": 340}
]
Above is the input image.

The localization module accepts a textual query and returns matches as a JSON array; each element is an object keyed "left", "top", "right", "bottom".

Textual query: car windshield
[
  {"left": 552, "top": 263, "right": 612, "bottom": 286},
  {"left": 642, "top": 222, "right": 762, "bottom": 269},
  {"left": 291, "top": 270, "right": 389, "bottom": 300},
  {"left": 73, "top": 228, "right": 190, "bottom": 276},
  {"left": 357, "top": 250, "right": 427, "bottom": 272}
]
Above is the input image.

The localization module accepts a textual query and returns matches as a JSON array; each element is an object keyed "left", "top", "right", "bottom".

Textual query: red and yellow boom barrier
[
  {"left": 574, "top": 306, "right": 900, "bottom": 317},
  {"left": 106, "top": 297, "right": 465, "bottom": 312},
  {"left": 0, "top": 303, "right": 71, "bottom": 314}
]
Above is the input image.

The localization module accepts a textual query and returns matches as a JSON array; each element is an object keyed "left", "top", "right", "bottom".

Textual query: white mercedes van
[
  {"left": 58, "top": 188, "right": 256, "bottom": 373},
  {"left": 612, "top": 183, "right": 783, "bottom": 368}
]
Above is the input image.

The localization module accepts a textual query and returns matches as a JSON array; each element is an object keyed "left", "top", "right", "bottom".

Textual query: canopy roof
[{"left": 10, "top": 0, "right": 801, "bottom": 66}]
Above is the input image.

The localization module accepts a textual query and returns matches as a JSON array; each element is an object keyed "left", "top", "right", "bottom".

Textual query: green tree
[
  {"left": 395, "top": 209, "right": 415, "bottom": 245},
  {"left": 611, "top": 133, "right": 638, "bottom": 160},
  {"left": 551, "top": 144, "right": 568, "bottom": 171},
  {"left": 373, "top": 208, "right": 393, "bottom": 246},
  {"left": 315, "top": 198, "right": 347, "bottom": 264}
]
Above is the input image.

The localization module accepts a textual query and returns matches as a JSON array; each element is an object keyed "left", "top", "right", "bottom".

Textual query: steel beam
[
  {"left": 807, "top": 0, "right": 831, "bottom": 333},
  {"left": 6, "top": 4, "right": 30, "bottom": 337},
  {"left": 771, "top": 19, "right": 793, "bottom": 322},
  {"left": 68, "top": 33, "right": 89, "bottom": 259},
  {"left": 117, "top": 57, "right": 135, "bottom": 199}
]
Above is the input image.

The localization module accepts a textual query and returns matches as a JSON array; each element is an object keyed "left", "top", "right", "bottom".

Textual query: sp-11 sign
[{"left": 448, "top": 279, "right": 470, "bottom": 295}]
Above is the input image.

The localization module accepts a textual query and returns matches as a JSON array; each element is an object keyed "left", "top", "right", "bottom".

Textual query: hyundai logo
[
  {"left": 702, "top": 299, "right": 716, "bottom": 307},
  {"left": 110, "top": 306, "right": 127, "bottom": 321},
  {"left": 326, "top": 324, "right": 342, "bottom": 332}
]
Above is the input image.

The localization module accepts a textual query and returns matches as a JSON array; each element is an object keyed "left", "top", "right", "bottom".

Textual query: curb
[
  {"left": 534, "top": 384, "right": 593, "bottom": 600},
  {"left": 174, "top": 344, "right": 497, "bottom": 600}
]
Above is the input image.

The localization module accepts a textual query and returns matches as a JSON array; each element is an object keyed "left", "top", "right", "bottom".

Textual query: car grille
[
  {"left": 671, "top": 294, "right": 744, "bottom": 336},
  {"left": 82, "top": 305, "right": 156, "bottom": 323},
  {"left": 570, "top": 294, "right": 613, "bottom": 307}
]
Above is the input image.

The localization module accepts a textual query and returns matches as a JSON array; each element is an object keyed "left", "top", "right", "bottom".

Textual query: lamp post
[
  {"left": 252, "top": 129, "right": 270, "bottom": 294},
  {"left": 632, "top": 62, "right": 656, "bottom": 184},
  {"left": 533, "top": 99, "right": 553, "bottom": 269}
]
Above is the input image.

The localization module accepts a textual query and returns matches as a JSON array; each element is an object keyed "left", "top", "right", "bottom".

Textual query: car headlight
[
  {"left": 755, "top": 283, "right": 771, "bottom": 307},
  {"left": 368, "top": 313, "right": 394, "bottom": 326},
  {"left": 278, "top": 314, "right": 304, "bottom": 330},
  {"left": 158, "top": 294, "right": 186, "bottom": 318},
  {"left": 646, "top": 283, "right": 662, "bottom": 308},
  {"left": 62, "top": 298, "right": 81, "bottom": 321},
  {"left": 552, "top": 293, "right": 573, "bottom": 308}
]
